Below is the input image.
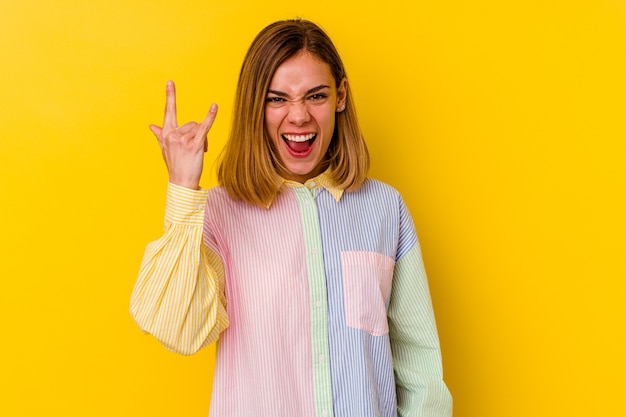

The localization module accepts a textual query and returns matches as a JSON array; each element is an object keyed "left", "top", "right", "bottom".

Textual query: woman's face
[{"left": 265, "top": 51, "right": 346, "bottom": 183}]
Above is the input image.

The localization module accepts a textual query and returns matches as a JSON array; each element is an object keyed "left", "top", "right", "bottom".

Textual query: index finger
[{"left": 163, "top": 80, "right": 177, "bottom": 130}]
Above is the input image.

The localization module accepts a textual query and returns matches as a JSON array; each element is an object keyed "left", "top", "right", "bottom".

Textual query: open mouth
[{"left": 282, "top": 133, "right": 317, "bottom": 156}]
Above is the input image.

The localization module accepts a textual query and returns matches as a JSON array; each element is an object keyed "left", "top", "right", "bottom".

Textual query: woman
[{"left": 131, "top": 19, "right": 452, "bottom": 417}]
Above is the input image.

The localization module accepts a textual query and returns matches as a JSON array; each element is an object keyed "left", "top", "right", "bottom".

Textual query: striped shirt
[{"left": 130, "top": 173, "right": 452, "bottom": 417}]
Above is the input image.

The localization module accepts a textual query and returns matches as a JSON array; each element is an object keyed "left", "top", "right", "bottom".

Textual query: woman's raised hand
[{"left": 149, "top": 81, "right": 218, "bottom": 190}]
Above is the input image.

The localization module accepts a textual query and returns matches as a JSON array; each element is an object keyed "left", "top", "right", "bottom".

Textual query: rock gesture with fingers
[{"left": 149, "top": 80, "right": 218, "bottom": 190}]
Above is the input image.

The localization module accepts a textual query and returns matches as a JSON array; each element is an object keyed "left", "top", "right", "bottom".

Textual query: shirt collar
[{"left": 272, "top": 171, "right": 344, "bottom": 208}]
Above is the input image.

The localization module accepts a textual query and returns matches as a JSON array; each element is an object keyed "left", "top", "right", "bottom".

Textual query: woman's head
[{"left": 218, "top": 19, "right": 369, "bottom": 207}]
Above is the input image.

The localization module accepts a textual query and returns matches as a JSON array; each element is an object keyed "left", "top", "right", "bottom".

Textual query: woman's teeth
[{"left": 283, "top": 133, "right": 316, "bottom": 142}]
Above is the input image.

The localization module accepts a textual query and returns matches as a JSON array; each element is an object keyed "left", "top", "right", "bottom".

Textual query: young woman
[{"left": 131, "top": 19, "right": 452, "bottom": 417}]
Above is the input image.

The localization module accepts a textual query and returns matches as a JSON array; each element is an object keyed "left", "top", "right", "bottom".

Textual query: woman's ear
[{"left": 336, "top": 77, "right": 347, "bottom": 112}]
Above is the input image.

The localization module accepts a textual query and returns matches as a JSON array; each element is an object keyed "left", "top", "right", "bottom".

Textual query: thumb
[{"left": 149, "top": 124, "right": 162, "bottom": 139}]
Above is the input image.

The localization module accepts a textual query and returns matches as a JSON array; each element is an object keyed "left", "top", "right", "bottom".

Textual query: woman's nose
[{"left": 286, "top": 101, "right": 311, "bottom": 125}]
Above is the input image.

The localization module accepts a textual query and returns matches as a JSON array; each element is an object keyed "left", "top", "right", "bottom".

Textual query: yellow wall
[{"left": 1, "top": 1, "right": 624, "bottom": 416}]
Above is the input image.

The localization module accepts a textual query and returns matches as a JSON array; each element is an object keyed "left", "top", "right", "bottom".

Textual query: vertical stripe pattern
[
  {"left": 130, "top": 176, "right": 452, "bottom": 417},
  {"left": 130, "top": 183, "right": 229, "bottom": 355},
  {"left": 204, "top": 187, "right": 316, "bottom": 417},
  {"left": 294, "top": 187, "right": 334, "bottom": 417}
]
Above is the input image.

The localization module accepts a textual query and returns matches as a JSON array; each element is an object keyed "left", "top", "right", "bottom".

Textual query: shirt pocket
[{"left": 341, "top": 251, "right": 395, "bottom": 336}]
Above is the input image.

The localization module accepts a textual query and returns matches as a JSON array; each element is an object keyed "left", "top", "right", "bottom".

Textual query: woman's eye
[
  {"left": 308, "top": 94, "right": 327, "bottom": 101},
  {"left": 266, "top": 97, "right": 286, "bottom": 104}
]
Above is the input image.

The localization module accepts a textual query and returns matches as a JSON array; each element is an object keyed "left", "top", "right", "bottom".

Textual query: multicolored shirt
[{"left": 130, "top": 173, "right": 452, "bottom": 417}]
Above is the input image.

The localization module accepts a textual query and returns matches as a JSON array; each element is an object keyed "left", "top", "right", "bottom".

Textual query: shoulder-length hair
[{"left": 217, "top": 19, "right": 369, "bottom": 207}]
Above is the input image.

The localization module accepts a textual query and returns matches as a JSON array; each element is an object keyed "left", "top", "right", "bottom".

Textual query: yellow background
[{"left": 1, "top": 1, "right": 624, "bottom": 416}]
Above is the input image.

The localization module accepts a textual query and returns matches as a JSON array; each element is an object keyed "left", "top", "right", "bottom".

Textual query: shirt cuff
[{"left": 164, "top": 182, "right": 209, "bottom": 225}]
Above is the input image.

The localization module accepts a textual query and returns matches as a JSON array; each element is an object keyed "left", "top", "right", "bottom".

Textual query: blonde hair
[{"left": 217, "top": 19, "right": 369, "bottom": 207}]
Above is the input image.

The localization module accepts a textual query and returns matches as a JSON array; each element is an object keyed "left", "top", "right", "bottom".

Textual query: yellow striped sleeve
[{"left": 130, "top": 183, "right": 229, "bottom": 355}]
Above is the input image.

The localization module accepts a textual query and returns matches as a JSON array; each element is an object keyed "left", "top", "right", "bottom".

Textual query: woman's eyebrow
[{"left": 267, "top": 84, "right": 331, "bottom": 97}]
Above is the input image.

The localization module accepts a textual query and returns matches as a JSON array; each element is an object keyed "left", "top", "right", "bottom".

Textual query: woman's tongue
[{"left": 284, "top": 136, "right": 315, "bottom": 153}]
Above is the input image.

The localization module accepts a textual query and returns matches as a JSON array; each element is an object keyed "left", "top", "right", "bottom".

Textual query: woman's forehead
[{"left": 268, "top": 52, "right": 335, "bottom": 95}]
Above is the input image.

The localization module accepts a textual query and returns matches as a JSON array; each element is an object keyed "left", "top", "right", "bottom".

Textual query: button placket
[{"left": 293, "top": 187, "right": 334, "bottom": 417}]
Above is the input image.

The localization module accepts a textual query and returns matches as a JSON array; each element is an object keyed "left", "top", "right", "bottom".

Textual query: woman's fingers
[
  {"left": 195, "top": 104, "right": 218, "bottom": 153},
  {"left": 196, "top": 104, "right": 218, "bottom": 143},
  {"left": 163, "top": 81, "right": 178, "bottom": 132},
  {"left": 148, "top": 81, "right": 218, "bottom": 188},
  {"left": 174, "top": 121, "right": 199, "bottom": 136},
  {"left": 149, "top": 124, "right": 162, "bottom": 139}
]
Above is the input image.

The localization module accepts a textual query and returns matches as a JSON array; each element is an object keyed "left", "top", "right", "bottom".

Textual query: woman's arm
[
  {"left": 388, "top": 245, "right": 452, "bottom": 416},
  {"left": 388, "top": 199, "right": 452, "bottom": 416},
  {"left": 129, "top": 82, "right": 227, "bottom": 355},
  {"left": 130, "top": 184, "right": 229, "bottom": 355}
]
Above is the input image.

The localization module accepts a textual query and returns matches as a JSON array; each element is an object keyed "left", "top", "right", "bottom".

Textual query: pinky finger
[{"left": 197, "top": 103, "right": 218, "bottom": 139}]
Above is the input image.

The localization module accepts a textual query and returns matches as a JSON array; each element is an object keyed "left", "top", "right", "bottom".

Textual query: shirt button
[
  {"left": 319, "top": 355, "right": 325, "bottom": 364},
  {"left": 316, "top": 300, "right": 322, "bottom": 308},
  {"left": 311, "top": 248, "right": 318, "bottom": 255},
  {"left": 322, "top": 410, "right": 328, "bottom": 417},
  {"left": 308, "top": 181, "right": 317, "bottom": 188}
]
